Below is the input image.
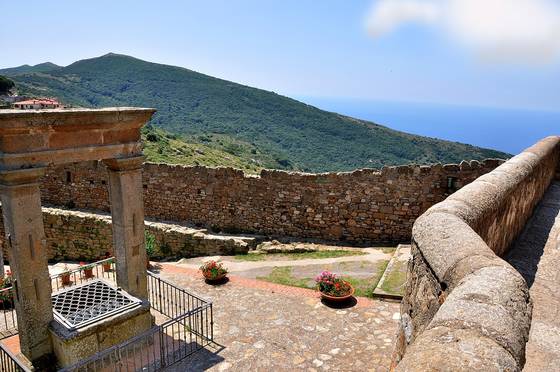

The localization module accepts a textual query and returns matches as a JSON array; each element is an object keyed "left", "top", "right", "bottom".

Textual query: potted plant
[
  {"left": 0, "top": 271, "right": 14, "bottom": 309},
  {"left": 200, "top": 260, "right": 228, "bottom": 283},
  {"left": 80, "top": 262, "right": 95, "bottom": 279},
  {"left": 101, "top": 252, "right": 113, "bottom": 272},
  {"left": 60, "top": 264, "right": 72, "bottom": 285},
  {"left": 315, "top": 271, "right": 354, "bottom": 302}
]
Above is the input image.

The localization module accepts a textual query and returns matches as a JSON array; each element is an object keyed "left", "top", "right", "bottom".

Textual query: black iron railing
[
  {"left": 60, "top": 271, "right": 213, "bottom": 371},
  {"left": 0, "top": 259, "right": 214, "bottom": 371},
  {"left": 51, "top": 258, "right": 116, "bottom": 292},
  {"left": 0, "top": 287, "right": 17, "bottom": 337},
  {"left": 0, "top": 343, "right": 30, "bottom": 372}
]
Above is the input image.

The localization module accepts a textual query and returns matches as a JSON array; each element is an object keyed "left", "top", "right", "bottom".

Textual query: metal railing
[
  {"left": 51, "top": 258, "right": 116, "bottom": 292},
  {"left": 0, "top": 287, "right": 17, "bottom": 337},
  {"left": 61, "top": 271, "right": 213, "bottom": 371},
  {"left": 0, "top": 259, "right": 214, "bottom": 371},
  {"left": 0, "top": 343, "right": 30, "bottom": 372}
]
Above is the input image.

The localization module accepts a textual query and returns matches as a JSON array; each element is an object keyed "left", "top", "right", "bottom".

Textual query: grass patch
[
  {"left": 256, "top": 267, "right": 313, "bottom": 289},
  {"left": 344, "top": 260, "right": 389, "bottom": 298},
  {"left": 255, "top": 260, "right": 390, "bottom": 298},
  {"left": 234, "top": 250, "right": 367, "bottom": 262},
  {"left": 379, "top": 260, "right": 408, "bottom": 296}
]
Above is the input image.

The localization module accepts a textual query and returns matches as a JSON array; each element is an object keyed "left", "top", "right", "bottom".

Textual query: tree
[{"left": 0, "top": 75, "right": 15, "bottom": 94}]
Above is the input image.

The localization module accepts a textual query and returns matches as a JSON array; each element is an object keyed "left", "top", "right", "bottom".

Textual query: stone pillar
[
  {"left": 104, "top": 156, "right": 148, "bottom": 300},
  {"left": 0, "top": 168, "right": 54, "bottom": 366}
]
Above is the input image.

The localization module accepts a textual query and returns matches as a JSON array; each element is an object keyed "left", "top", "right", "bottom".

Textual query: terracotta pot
[
  {"left": 203, "top": 272, "right": 227, "bottom": 283},
  {"left": 320, "top": 283, "right": 355, "bottom": 302},
  {"left": 102, "top": 262, "right": 112, "bottom": 272},
  {"left": 61, "top": 274, "right": 72, "bottom": 285},
  {"left": 83, "top": 268, "right": 94, "bottom": 279}
]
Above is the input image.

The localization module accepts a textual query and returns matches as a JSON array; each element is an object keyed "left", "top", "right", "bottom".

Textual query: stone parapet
[
  {"left": 393, "top": 136, "right": 560, "bottom": 371},
  {"left": 0, "top": 206, "right": 256, "bottom": 261},
  {"left": 39, "top": 158, "right": 502, "bottom": 244}
]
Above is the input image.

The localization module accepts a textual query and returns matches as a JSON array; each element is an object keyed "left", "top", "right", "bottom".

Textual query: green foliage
[
  {"left": 141, "top": 126, "right": 265, "bottom": 173},
  {"left": 0, "top": 62, "right": 61, "bottom": 76},
  {"left": 9, "top": 53, "right": 510, "bottom": 172},
  {"left": 0, "top": 75, "right": 14, "bottom": 94},
  {"left": 145, "top": 230, "right": 157, "bottom": 258}
]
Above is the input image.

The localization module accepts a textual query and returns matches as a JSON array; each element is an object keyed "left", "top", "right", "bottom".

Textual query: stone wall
[
  {"left": 0, "top": 206, "right": 253, "bottom": 261},
  {"left": 39, "top": 159, "right": 502, "bottom": 244},
  {"left": 393, "top": 136, "right": 560, "bottom": 371}
]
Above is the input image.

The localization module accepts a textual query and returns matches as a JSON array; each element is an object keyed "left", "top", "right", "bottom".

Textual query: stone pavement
[
  {"left": 156, "top": 264, "right": 400, "bottom": 371},
  {"left": 506, "top": 181, "right": 560, "bottom": 371}
]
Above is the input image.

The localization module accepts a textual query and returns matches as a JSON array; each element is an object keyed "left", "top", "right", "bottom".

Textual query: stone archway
[{"left": 0, "top": 107, "right": 155, "bottom": 368}]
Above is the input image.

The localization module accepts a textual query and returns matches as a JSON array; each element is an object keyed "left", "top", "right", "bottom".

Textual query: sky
[{"left": 1, "top": 0, "right": 559, "bottom": 111}]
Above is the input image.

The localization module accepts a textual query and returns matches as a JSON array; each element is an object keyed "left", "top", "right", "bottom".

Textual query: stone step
[{"left": 372, "top": 244, "right": 411, "bottom": 301}]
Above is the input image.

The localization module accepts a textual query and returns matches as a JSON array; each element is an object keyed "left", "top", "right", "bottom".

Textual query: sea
[{"left": 295, "top": 97, "right": 559, "bottom": 155}]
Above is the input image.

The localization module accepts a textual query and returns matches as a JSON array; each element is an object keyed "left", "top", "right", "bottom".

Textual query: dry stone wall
[
  {"left": 39, "top": 159, "right": 502, "bottom": 244},
  {"left": 393, "top": 136, "right": 560, "bottom": 371},
  {"left": 0, "top": 207, "right": 254, "bottom": 261}
]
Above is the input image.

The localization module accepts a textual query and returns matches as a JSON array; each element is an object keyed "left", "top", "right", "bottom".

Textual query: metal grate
[{"left": 52, "top": 279, "right": 142, "bottom": 330}]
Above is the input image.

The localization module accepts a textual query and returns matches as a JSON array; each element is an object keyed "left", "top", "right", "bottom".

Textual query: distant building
[{"left": 13, "top": 98, "right": 61, "bottom": 109}]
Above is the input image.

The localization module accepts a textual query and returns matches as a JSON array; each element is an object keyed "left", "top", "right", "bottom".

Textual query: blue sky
[{"left": 1, "top": 0, "right": 559, "bottom": 111}]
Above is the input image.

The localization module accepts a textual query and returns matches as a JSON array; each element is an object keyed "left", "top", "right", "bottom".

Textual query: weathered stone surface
[
  {"left": 38, "top": 159, "right": 500, "bottom": 244},
  {"left": 505, "top": 181, "right": 560, "bottom": 371},
  {"left": 394, "top": 136, "right": 560, "bottom": 371},
  {"left": 0, "top": 206, "right": 258, "bottom": 261},
  {"left": 396, "top": 326, "right": 519, "bottom": 372},
  {"left": 411, "top": 212, "right": 495, "bottom": 282},
  {"left": 0, "top": 168, "right": 54, "bottom": 366},
  {"left": 105, "top": 156, "right": 148, "bottom": 300},
  {"left": 428, "top": 266, "right": 531, "bottom": 366},
  {"left": 49, "top": 304, "right": 152, "bottom": 367},
  {"left": 0, "top": 108, "right": 155, "bottom": 171}
]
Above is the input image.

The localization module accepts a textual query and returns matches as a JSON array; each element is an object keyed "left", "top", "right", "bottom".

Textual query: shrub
[{"left": 145, "top": 231, "right": 157, "bottom": 258}]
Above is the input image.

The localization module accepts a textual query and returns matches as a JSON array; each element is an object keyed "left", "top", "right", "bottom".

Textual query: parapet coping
[
  {"left": 397, "top": 135, "right": 560, "bottom": 371},
  {"left": 141, "top": 157, "right": 506, "bottom": 179}
]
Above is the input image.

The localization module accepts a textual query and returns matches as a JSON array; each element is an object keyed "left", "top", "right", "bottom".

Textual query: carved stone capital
[
  {"left": 103, "top": 156, "right": 146, "bottom": 172},
  {"left": 0, "top": 167, "right": 46, "bottom": 187}
]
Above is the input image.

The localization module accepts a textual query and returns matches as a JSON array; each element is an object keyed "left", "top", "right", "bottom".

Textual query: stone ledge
[
  {"left": 394, "top": 136, "right": 560, "bottom": 371},
  {"left": 396, "top": 326, "right": 518, "bottom": 372}
]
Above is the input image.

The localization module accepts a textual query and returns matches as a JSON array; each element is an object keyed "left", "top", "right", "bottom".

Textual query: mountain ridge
[
  {"left": 5, "top": 53, "right": 510, "bottom": 172},
  {"left": 0, "top": 62, "right": 62, "bottom": 76}
]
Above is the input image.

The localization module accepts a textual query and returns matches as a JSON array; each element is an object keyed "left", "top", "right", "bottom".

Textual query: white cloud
[
  {"left": 366, "top": 0, "right": 560, "bottom": 64},
  {"left": 366, "top": 0, "right": 439, "bottom": 37}
]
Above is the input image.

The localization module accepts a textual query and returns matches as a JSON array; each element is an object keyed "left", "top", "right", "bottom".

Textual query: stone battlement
[
  {"left": 392, "top": 136, "right": 560, "bottom": 371},
  {"left": 39, "top": 158, "right": 503, "bottom": 245}
]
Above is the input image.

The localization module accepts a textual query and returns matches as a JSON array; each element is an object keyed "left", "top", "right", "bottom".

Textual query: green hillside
[
  {"left": 3, "top": 53, "right": 509, "bottom": 172},
  {"left": 142, "top": 125, "right": 267, "bottom": 173},
  {"left": 0, "top": 62, "right": 61, "bottom": 76}
]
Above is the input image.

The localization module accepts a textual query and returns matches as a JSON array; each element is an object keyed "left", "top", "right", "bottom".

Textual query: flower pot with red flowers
[
  {"left": 80, "top": 262, "right": 95, "bottom": 279},
  {"left": 316, "top": 271, "right": 354, "bottom": 302},
  {"left": 60, "top": 264, "right": 72, "bottom": 286},
  {"left": 200, "top": 260, "right": 228, "bottom": 283},
  {"left": 0, "top": 271, "right": 14, "bottom": 309}
]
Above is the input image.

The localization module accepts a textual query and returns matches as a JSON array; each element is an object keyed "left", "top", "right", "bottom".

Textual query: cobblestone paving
[
  {"left": 506, "top": 181, "right": 560, "bottom": 371},
  {"left": 157, "top": 264, "right": 400, "bottom": 372}
]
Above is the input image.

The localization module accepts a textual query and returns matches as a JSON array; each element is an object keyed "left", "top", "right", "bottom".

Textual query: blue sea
[{"left": 296, "top": 97, "right": 559, "bottom": 155}]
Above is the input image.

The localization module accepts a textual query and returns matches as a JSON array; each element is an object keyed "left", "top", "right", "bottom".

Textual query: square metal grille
[{"left": 52, "top": 279, "right": 142, "bottom": 330}]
